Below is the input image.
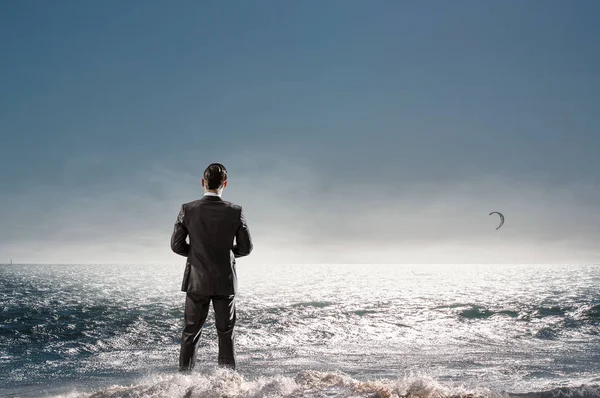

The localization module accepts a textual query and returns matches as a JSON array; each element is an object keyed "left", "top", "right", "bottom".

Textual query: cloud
[
  {"left": 0, "top": 152, "right": 598, "bottom": 264},
  {"left": 227, "top": 158, "right": 599, "bottom": 264}
]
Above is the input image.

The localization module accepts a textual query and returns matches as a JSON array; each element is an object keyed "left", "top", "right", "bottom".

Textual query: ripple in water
[{"left": 1, "top": 263, "right": 599, "bottom": 397}]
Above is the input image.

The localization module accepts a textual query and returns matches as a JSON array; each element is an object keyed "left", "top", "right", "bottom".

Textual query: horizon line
[{"left": 1, "top": 262, "right": 598, "bottom": 266}]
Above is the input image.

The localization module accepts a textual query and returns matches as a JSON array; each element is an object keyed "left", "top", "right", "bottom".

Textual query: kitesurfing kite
[{"left": 489, "top": 211, "right": 504, "bottom": 230}]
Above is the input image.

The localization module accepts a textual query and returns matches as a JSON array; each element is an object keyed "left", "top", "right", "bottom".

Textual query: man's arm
[
  {"left": 171, "top": 205, "right": 190, "bottom": 257},
  {"left": 232, "top": 207, "right": 253, "bottom": 258}
]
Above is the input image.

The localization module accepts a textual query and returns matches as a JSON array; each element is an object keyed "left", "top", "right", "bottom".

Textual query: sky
[{"left": 0, "top": 0, "right": 599, "bottom": 265}]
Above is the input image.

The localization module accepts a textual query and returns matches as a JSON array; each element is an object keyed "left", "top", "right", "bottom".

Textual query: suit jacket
[{"left": 170, "top": 195, "right": 253, "bottom": 295}]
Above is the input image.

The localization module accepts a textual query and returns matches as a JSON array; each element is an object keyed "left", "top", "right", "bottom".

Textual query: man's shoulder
[
  {"left": 224, "top": 201, "right": 243, "bottom": 214},
  {"left": 228, "top": 201, "right": 242, "bottom": 210},
  {"left": 182, "top": 199, "right": 202, "bottom": 209}
]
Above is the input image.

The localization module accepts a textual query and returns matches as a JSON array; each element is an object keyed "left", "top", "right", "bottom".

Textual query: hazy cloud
[{"left": 1, "top": 152, "right": 598, "bottom": 265}]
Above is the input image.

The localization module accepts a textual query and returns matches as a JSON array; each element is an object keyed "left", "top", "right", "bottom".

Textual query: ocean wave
[
  {"left": 290, "top": 301, "right": 335, "bottom": 308},
  {"left": 49, "top": 369, "right": 600, "bottom": 398},
  {"left": 532, "top": 326, "right": 559, "bottom": 340},
  {"left": 579, "top": 304, "right": 600, "bottom": 323},
  {"left": 511, "top": 385, "right": 600, "bottom": 398},
  {"left": 3, "top": 264, "right": 600, "bottom": 395},
  {"left": 444, "top": 302, "right": 600, "bottom": 329}
]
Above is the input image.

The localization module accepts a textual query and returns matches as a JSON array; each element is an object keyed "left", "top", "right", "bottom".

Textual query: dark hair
[{"left": 203, "top": 163, "right": 228, "bottom": 189}]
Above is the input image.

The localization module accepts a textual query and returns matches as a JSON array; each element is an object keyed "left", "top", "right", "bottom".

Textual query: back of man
[{"left": 171, "top": 163, "right": 253, "bottom": 372}]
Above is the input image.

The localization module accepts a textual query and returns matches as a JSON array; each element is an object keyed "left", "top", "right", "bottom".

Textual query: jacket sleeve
[
  {"left": 170, "top": 205, "right": 190, "bottom": 257},
  {"left": 232, "top": 207, "right": 253, "bottom": 258}
]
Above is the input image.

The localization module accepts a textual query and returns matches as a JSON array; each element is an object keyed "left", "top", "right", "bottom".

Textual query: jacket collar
[{"left": 201, "top": 195, "right": 223, "bottom": 201}]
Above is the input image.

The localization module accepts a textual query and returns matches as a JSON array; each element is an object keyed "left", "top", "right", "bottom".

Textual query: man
[{"left": 171, "top": 163, "right": 253, "bottom": 372}]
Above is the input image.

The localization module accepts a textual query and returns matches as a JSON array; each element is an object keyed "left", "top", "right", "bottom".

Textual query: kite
[{"left": 489, "top": 211, "right": 504, "bottom": 230}]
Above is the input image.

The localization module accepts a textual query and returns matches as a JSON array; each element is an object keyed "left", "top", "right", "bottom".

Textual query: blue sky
[{"left": 1, "top": 1, "right": 599, "bottom": 264}]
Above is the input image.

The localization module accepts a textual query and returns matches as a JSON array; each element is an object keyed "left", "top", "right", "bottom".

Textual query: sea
[{"left": 0, "top": 263, "right": 599, "bottom": 398}]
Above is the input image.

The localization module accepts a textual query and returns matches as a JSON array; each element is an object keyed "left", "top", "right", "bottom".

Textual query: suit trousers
[{"left": 179, "top": 293, "right": 236, "bottom": 371}]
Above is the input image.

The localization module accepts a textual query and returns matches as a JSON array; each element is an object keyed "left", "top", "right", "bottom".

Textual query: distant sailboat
[{"left": 9, "top": 258, "right": 12, "bottom": 265}]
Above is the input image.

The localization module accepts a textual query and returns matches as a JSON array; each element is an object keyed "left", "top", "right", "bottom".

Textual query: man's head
[{"left": 202, "top": 163, "right": 228, "bottom": 193}]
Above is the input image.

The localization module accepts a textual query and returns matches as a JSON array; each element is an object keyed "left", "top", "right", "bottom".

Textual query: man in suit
[{"left": 171, "top": 163, "right": 253, "bottom": 372}]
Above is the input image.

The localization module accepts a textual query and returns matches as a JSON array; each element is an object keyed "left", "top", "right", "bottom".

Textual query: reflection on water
[{"left": 1, "top": 263, "right": 599, "bottom": 397}]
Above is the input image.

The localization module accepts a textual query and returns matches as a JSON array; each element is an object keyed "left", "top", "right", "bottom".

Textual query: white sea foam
[
  {"left": 52, "top": 369, "right": 509, "bottom": 398},
  {"left": 45, "top": 369, "right": 600, "bottom": 398}
]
